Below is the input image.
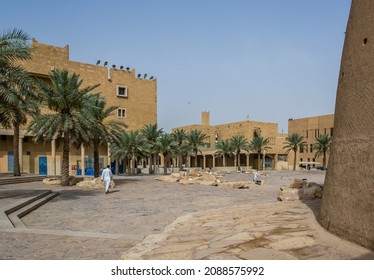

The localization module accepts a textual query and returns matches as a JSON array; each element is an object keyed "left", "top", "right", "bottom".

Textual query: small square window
[
  {"left": 117, "top": 108, "right": 126, "bottom": 118},
  {"left": 116, "top": 85, "right": 128, "bottom": 97}
]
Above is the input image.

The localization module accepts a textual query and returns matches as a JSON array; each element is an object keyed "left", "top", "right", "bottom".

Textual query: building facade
[
  {"left": 287, "top": 114, "right": 334, "bottom": 169},
  {"left": 0, "top": 39, "right": 157, "bottom": 175},
  {"left": 172, "top": 112, "right": 289, "bottom": 171}
]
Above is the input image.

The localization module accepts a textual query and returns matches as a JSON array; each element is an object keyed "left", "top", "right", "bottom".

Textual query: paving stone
[
  {"left": 240, "top": 248, "right": 298, "bottom": 260},
  {"left": 1, "top": 171, "right": 373, "bottom": 260},
  {"left": 269, "top": 236, "right": 316, "bottom": 250}
]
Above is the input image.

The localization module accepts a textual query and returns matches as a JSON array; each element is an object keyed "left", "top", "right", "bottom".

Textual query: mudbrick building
[
  {"left": 0, "top": 39, "right": 157, "bottom": 175},
  {"left": 288, "top": 114, "right": 334, "bottom": 169},
  {"left": 172, "top": 112, "right": 289, "bottom": 171},
  {"left": 319, "top": 0, "right": 374, "bottom": 250}
]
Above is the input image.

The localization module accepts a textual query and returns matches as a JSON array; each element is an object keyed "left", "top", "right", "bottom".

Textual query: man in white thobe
[
  {"left": 101, "top": 165, "right": 113, "bottom": 194},
  {"left": 253, "top": 170, "right": 259, "bottom": 182}
]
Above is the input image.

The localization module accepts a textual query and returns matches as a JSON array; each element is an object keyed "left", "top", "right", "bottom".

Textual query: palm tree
[
  {"left": 186, "top": 129, "right": 209, "bottom": 168},
  {"left": 313, "top": 134, "right": 333, "bottom": 170},
  {"left": 85, "top": 93, "right": 126, "bottom": 177},
  {"left": 250, "top": 136, "right": 271, "bottom": 170},
  {"left": 4, "top": 89, "right": 39, "bottom": 176},
  {"left": 214, "top": 139, "right": 235, "bottom": 167},
  {"left": 230, "top": 135, "right": 250, "bottom": 171},
  {"left": 179, "top": 142, "right": 193, "bottom": 168},
  {"left": 141, "top": 123, "right": 163, "bottom": 174},
  {"left": 283, "top": 133, "right": 307, "bottom": 171},
  {"left": 172, "top": 128, "right": 187, "bottom": 170},
  {"left": 0, "top": 28, "right": 38, "bottom": 176},
  {"left": 28, "top": 69, "right": 99, "bottom": 185},
  {"left": 109, "top": 132, "right": 130, "bottom": 174},
  {"left": 110, "top": 130, "right": 149, "bottom": 175},
  {"left": 156, "top": 132, "right": 178, "bottom": 174}
]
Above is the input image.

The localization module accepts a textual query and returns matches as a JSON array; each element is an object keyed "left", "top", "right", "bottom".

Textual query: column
[
  {"left": 107, "top": 143, "right": 111, "bottom": 166},
  {"left": 274, "top": 154, "right": 278, "bottom": 169},
  {"left": 80, "top": 144, "right": 85, "bottom": 176},
  {"left": 19, "top": 136, "right": 23, "bottom": 172},
  {"left": 262, "top": 151, "right": 266, "bottom": 170},
  {"left": 212, "top": 155, "right": 216, "bottom": 169},
  {"left": 50, "top": 139, "right": 56, "bottom": 176},
  {"left": 246, "top": 154, "right": 250, "bottom": 168}
]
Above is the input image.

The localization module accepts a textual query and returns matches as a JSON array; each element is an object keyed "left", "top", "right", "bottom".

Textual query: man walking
[{"left": 101, "top": 165, "right": 113, "bottom": 194}]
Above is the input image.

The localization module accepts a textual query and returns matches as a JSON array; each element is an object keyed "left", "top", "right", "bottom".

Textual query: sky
[{"left": 1, "top": 0, "right": 352, "bottom": 133}]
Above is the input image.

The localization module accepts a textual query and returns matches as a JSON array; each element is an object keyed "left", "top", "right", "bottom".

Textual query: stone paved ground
[{"left": 0, "top": 170, "right": 373, "bottom": 260}]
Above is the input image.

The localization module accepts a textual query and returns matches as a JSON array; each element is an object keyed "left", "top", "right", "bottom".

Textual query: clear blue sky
[{"left": 2, "top": 0, "right": 352, "bottom": 133}]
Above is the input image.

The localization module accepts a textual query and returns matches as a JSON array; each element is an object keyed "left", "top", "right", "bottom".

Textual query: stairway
[
  {"left": 0, "top": 175, "right": 48, "bottom": 186},
  {"left": 3, "top": 190, "right": 59, "bottom": 228}
]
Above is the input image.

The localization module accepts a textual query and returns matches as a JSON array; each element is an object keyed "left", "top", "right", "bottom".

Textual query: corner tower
[{"left": 319, "top": 0, "right": 374, "bottom": 250}]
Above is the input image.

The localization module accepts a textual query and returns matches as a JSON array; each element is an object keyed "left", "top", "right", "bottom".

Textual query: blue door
[
  {"left": 39, "top": 156, "right": 47, "bottom": 175},
  {"left": 8, "top": 151, "right": 14, "bottom": 172}
]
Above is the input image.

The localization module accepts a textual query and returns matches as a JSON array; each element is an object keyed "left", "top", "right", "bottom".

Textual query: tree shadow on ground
[
  {"left": 0, "top": 189, "right": 48, "bottom": 200},
  {"left": 55, "top": 189, "right": 110, "bottom": 201}
]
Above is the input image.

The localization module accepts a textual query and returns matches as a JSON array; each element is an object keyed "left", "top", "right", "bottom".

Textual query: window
[
  {"left": 117, "top": 108, "right": 126, "bottom": 118},
  {"left": 116, "top": 85, "right": 128, "bottom": 97},
  {"left": 300, "top": 145, "right": 304, "bottom": 153},
  {"left": 310, "top": 144, "right": 313, "bottom": 153},
  {"left": 330, "top": 127, "right": 334, "bottom": 136}
]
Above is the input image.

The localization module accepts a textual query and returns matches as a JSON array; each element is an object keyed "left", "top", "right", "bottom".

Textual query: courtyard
[{"left": 0, "top": 170, "right": 373, "bottom": 260}]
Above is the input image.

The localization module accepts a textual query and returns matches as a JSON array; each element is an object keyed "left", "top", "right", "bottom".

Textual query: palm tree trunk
[
  {"left": 163, "top": 154, "right": 168, "bottom": 174},
  {"left": 13, "top": 124, "right": 21, "bottom": 176},
  {"left": 178, "top": 154, "right": 183, "bottom": 170},
  {"left": 93, "top": 138, "right": 100, "bottom": 178},
  {"left": 257, "top": 152, "right": 261, "bottom": 170},
  {"left": 293, "top": 149, "right": 297, "bottom": 171},
  {"left": 132, "top": 154, "right": 136, "bottom": 175},
  {"left": 323, "top": 150, "right": 327, "bottom": 170},
  {"left": 223, "top": 155, "right": 226, "bottom": 167},
  {"left": 61, "top": 133, "right": 70, "bottom": 186},
  {"left": 194, "top": 151, "right": 198, "bottom": 168},
  {"left": 124, "top": 157, "right": 128, "bottom": 174},
  {"left": 149, "top": 155, "right": 153, "bottom": 174},
  {"left": 115, "top": 160, "right": 119, "bottom": 175},
  {"left": 237, "top": 151, "right": 241, "bottom": 171}
]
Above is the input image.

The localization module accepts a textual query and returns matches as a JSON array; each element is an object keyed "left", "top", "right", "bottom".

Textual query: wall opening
[{"left": 363, "top": 38, "right": 368, "bottom": 46}]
